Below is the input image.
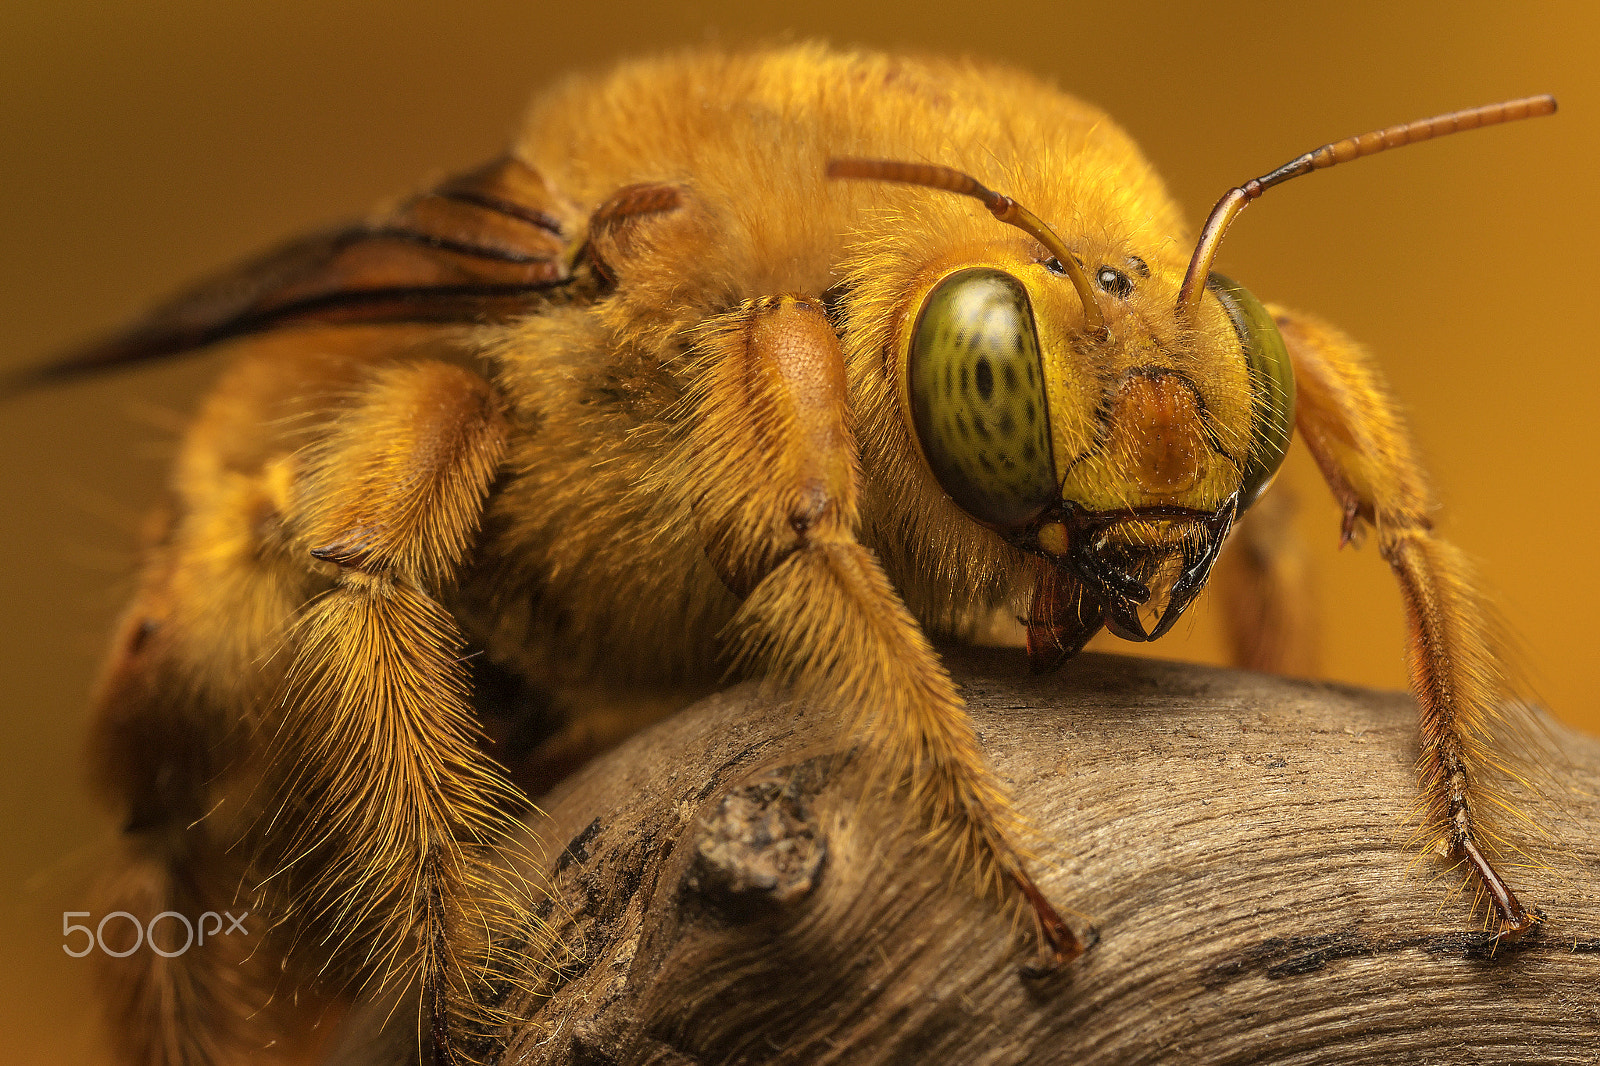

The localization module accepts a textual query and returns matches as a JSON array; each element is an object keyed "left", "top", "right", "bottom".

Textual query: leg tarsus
[
  {"left": 1277, "top": 305, "right": 1541, "bottom": 934},
  {"left": 1458, "top": 837, "right": 1536, "bottom": 941},
  {"left": 1013, "top": 870, "right": 1087, "bottom": 975}
]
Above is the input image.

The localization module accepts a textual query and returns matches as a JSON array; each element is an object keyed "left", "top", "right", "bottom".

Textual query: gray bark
[{"left": 347, "top": 649, "right": 1600, "bottom": 1065}]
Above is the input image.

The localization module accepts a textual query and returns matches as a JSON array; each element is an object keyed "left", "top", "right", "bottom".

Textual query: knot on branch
[{"left": 689, "top": 761, "right": 829, "bottom": 917}]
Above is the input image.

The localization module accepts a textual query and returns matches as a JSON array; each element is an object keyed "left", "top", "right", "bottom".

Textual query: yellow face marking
[
  {"left": 1035, "top": 520, "right": 1070, "bottom": 556},
  {"left": 1028, "top": 260, "right": 1256, "bottom": 515}
]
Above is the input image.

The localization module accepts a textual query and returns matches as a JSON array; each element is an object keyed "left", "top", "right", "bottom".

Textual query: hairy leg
[
  {"left": 1276, "top": 306, "right": 1536, "bottom": 939},
  {"left": 271, "top": 360, "right": 531, "bottom": 1058},
  {"left": 665, "top": 295, "right": 1082, "bottom": 966}
]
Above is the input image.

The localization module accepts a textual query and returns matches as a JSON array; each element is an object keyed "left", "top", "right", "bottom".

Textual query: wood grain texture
[{"left": 333, "top": 649, "right": 1600, "bottom": 1065}]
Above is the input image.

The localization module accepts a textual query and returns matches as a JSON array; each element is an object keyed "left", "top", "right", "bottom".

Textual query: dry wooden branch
[{"left": 337, "top": 649, "right": 1600, "bottom": 1065}]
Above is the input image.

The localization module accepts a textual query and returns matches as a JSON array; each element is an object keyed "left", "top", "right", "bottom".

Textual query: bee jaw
[{"left": 1031, "top": 495, "right": 1238, "bottom": 644}]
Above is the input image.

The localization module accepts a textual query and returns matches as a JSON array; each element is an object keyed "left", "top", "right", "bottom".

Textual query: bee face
[{"left": 885, "top": 239, "right": 1295, "bottom": 641}]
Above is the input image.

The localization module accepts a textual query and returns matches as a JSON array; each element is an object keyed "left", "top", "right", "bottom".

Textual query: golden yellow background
[{"left": 1, "top": 1, "right": 1594, "bottom": 1061}]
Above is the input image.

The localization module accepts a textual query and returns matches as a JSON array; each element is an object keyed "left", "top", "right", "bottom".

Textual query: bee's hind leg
[{"left": 89, "top": 485, "right": 324, "bottom": 1065}]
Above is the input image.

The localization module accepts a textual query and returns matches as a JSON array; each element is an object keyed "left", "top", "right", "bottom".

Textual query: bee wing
[{"left": 9, "top": 156, "right": 573, "bottom": 391}]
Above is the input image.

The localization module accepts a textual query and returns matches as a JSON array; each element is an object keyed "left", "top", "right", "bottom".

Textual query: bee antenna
[
  {"left": 827, "top": 158, "right": 1110, "bottom": 340},
  {"left": 1175, "top": 94, "right": 1557, "bottom": 315}
]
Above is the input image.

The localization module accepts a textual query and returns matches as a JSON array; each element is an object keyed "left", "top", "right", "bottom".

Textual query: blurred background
[{"left": 1, "top": 1, "right": 1594, "bottom": 1061}]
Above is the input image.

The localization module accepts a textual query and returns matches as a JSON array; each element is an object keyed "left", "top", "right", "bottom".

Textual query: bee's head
[
  {"left": 830, "top": 159, "right": 1292, "bottom": 642},
  {"left": 829, "top": 96, "right": 1552, "bottom": 646}
]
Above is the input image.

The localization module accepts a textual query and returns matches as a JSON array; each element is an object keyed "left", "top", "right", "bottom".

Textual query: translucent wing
[{"left": 7, "top": 156, "right": 573, "bottom": 390}]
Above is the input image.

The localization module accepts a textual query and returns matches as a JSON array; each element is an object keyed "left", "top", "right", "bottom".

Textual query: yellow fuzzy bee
[{"left": 15, "top": 45, "right": 1556, "bottom": 1064}]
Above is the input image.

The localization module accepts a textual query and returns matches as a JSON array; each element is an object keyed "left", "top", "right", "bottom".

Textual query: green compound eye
[
  {"left": 1208, "top": 273, "right": 1296, "bottom": 513},
  {"left": 908, "top": 268, "right": 1056, "bottom": 527}
]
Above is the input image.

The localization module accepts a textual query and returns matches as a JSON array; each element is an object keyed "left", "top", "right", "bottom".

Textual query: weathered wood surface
[{"left": 344, "top": 649, "right": 1600, "bottom": 1065}]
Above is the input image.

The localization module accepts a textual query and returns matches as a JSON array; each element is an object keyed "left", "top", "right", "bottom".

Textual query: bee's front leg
[
  {"left": 1275, "top": 307, "right": 1538, "bottom": 940},
  {"left": 669, "top": 295, "right": 1085, "bottom": 968}
]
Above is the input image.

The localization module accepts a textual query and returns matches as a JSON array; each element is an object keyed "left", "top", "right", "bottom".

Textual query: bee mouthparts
[{"left": 1055, "top": 497, "right": 1238, "bottom": 642}]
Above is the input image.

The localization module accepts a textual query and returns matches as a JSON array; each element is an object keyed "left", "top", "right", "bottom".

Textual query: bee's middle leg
[
  {"left": 676, "top": 295, "right": 1084, "bottom": 967},
  {"left": 272, "top": 360, "right": 526, "bottom": 1054}
]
